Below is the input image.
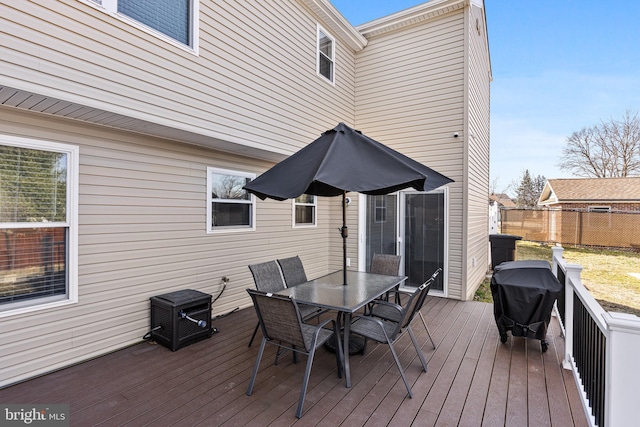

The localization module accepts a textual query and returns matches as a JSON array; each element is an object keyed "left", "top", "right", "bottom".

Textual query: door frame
[{"left": 358, "top": 188, "right": 449, "bottom": 297}]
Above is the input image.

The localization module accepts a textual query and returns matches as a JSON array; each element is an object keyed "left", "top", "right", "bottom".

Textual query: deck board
[{"left": 0, "top": 298, "right": 589, "bottom": 426}]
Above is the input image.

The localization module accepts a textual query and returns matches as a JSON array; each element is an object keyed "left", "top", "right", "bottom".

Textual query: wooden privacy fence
[
  {"left": 500, "top": 208, "right": 640, "bottom": 249},
  {"left": 0, "top": 228, "right": 66, "bottom": 271}
]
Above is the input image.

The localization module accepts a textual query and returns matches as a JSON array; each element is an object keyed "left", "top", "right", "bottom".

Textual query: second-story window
[
  {"left": 94, "top": 0, "right": 198, "bottom": 49},
  {"left": 317, "top": 25, "right": 335, "bottom": 83},
  {"left": 118, "top": 0, "right": 192, "bottom": 45}
]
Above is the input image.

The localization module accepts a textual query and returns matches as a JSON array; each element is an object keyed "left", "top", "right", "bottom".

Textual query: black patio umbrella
[{"left": 243, "top": 122, "right": 454, "bottom": 284}]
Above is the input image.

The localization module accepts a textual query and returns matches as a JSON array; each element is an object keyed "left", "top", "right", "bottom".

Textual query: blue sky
[{"left": 330, "top": 0, "right": 640, "bottom": 195}]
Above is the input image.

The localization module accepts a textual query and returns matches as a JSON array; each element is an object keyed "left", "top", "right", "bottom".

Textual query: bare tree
[
  {"left": 489, "top": 176, "right": 506, "bottom": 196},
  {"left": 559, "top": 110, "right": 640, "bottom": 177}
]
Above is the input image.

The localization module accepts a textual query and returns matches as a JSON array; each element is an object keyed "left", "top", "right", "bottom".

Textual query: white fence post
[
  {"left": 551, "top": 245, "right": 563, "bottom": 276},
  {"left": 562, "top": 263, "right": 582, "bottom": 370},
  {"left": 603, "top": 312, "right": 640, "bottom": 427}
]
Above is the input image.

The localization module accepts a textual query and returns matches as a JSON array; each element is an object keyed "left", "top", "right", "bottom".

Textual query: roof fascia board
[
  {"left": 355, "top": 0, "right": 468, "bottom": 38},
  {"left": 538, "top": 182, "right": 556, "bottom": 204},
  {"left": 300, "top": 0, "right": 368, "bottom": 51},
  {"left": 546, "top": 199, "right": 640, "bottom": 204},
  {"left": 475, "top": 0, "right": 493, "bottom": 81}
]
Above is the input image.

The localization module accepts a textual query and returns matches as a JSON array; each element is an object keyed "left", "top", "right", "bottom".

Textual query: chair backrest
[
  {"left": 370, "top": 254, "right": 401, "bottom": 276},
  {"left": 416, "top": 268, "right": 442, "bottom": 311},
  {"left": 277, "top": 256, "right": 308, "bottom": 287},
  {"left": 248, "top": 261, "right": 286, "bottom": 294},
  {"left": 246, "top": 289, "right": 307, "bottom": 350},
  {"left": 394, "top": 279, "right": 433, "bottom": 334}
]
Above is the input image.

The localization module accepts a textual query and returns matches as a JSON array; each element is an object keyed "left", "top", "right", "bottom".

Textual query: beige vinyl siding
[
  {"left": 355, "top": 11, "right": 466, "bottom": 298},
  {"left": 0, "top": 108, "right": 336, "bottom": 387},
  {"left": 463, "top": 4, "right": 491, "bottom": 299},
  {"left": 0, "top": 0, "right": 355, "bottom": 155},
  {"left": 0, "top": 0, "right": 491, "bottom": 387}
]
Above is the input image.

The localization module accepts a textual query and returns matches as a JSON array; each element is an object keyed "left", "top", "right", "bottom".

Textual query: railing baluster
[{"left": 556, "top": 250, "right": 608, "bottom": 427}]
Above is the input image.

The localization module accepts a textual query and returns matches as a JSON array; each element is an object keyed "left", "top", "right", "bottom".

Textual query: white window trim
[
  {"left": 587, "top": 205, "right": 611, "bottom": 212},
  {"left": 316, "top": 24, "right": 336, "bottom": 85},
  {"left": 207, "top": 167, "right": 256, "bottom": 233},
  {"left": 83, "top": 0, "right": 200, "bottom": 54},
  {"left": 292, "top": 195, "right": 317, "bottom": 228},
  {"left": 0, "top": 135, "right": 79, "bottom": 318},
  {"left": 357, "top": 187, "right": 449, "bottom": 297}
]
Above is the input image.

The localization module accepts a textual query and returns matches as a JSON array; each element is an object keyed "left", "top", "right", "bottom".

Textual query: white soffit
[
  {"left": 0, "top": 85, "right": 287, "bottom": 162},
  {"left": 356, "top": 0, "right": 468, "bottom": 38}
]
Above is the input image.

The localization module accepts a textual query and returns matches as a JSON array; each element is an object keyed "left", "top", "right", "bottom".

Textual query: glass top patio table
[
  {"left": 275, "top": 270, "right": 405, "bottom": 313},
  {"left": 275, "top": 270, "right": 406, "bottom": 388}
]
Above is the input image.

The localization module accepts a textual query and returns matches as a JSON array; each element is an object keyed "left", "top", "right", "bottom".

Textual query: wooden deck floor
[{"left": 0, "top": 297, "right": 589, "bottom": 426}]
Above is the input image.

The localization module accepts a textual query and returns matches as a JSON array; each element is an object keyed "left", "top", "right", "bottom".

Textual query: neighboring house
[
  {"left": 0, "top": 0, "right": 491, "bottom": 387},
  {"left": 538, "top": 177, "right": 640, "bottom": 212},
  {"left": 488, "top": 193, "right": 514, "bottom": 235},
  {"left": 489, "top": 193, "right": 516, "bottom": 208}
]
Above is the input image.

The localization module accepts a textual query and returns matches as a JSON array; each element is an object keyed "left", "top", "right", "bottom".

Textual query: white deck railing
[{"left": 552, "top": 246, "right": 640, "bottom": 427}]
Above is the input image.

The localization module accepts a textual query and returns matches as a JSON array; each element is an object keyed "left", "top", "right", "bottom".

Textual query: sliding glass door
[
  {"left": 402, "top": 192, "right": 446, "bottom": 291},
  {"left": 363, "top": 190, "right": 446, "bottom": 293}
]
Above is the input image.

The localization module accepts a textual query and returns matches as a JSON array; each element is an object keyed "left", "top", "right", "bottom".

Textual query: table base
[{"left": 324, "top": 333, "right": 365, "bottom": 355}]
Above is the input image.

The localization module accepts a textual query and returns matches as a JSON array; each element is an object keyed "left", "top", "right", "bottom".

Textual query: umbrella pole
[{"left": 341, "top": 191, "right": 348, "bottom": 285}]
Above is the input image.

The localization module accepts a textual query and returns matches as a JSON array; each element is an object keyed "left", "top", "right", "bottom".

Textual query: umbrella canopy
[
  {"left": 243, "top": 122, "right": 454, "bottom": 283},
  {"left": 244, "top": 123, "right": 453, "bottom": 200}
]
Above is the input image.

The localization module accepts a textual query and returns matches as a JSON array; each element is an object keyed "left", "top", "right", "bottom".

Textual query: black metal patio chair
[
  {"left": 277, "top": 256, "right": 308, "bottom": 287},
  {"left": 247, "top": 261, "right": 287, "bottom": 347},
  {"left": 370, "top": 267, "right": 442, "bottom": 349},
  {"left": 368, "top": 253, "right": 402, "bottom": 307},
  {"left": 247, "top": 260, "right": 323, "bottom": 347},
  {"left": 246, "top": 289, "right": 343, "bottom": 418},
  {"left": 370, "top": 253, "right": 402, "bottom": 276},
  {"left": 349, "top": 278, "right": 431, "bottom": 398}
]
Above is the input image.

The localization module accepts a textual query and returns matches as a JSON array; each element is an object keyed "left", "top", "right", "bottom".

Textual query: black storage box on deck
[
  {"left": 150, "top": 289, "right": 212, "bottom": 351},
  {"left": 490, "top": 260, "right": 562, "bottom": 352},
  {"left": 489, "top": 234, "right": 522, "bottom": 269}
]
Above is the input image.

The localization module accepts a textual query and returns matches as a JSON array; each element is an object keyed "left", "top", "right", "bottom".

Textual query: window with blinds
[
  {"left": 317, "top": 24, "right": 335, "bottom": 83},
  {"left": 84, "top": 0, "right": 198, "bottom": 49},
  {"left": 118, "top": 0, "right": 192, "bottom": 46},
  {"left": 0, "top": 138, "right": 77, "bottom": 315},
  {"left": 293, "top": 194, "right": 316, "bottom": 227}
]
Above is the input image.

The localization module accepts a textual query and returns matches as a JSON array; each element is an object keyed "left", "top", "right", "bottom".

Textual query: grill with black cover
[{"left": 490, "top": 260, "right": 563, "bottom": 352}]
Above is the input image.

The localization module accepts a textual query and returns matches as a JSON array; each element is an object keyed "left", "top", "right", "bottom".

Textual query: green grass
[{"left": 474, "top": 241, "right": 640, "bottom": 317}]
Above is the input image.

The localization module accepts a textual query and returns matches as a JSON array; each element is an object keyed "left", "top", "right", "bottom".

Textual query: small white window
[
  {"left": 91, "top": 0, "right": 199, "bottom": 50},
  {"left": 0, "top": 135, "right": 79, "bottom": 317},
  {"left": 207, "top": 168, "right": 255, "bottom": 232},
  {"left": 317, "top": 24, "right": 335, "bottom": 84},
  {"left": 374, "top": 196, "right": 387, "bottom": 223},
  {"left": 293, "top": 195, "right": 317, "bottom": 227}
]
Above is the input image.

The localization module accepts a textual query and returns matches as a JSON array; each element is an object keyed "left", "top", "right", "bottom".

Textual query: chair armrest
[
  {"left": 389, "top": 289, "right": 412, "bottom": 297},
  {"left": 316, "top": 318, "right": 334, "bottom": 330},
  {"left": 351, "top": 314, "right": 387, "bottom": 328},
  {"left": 369, "top": 300, "right": 402, "bottom": 314}
]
